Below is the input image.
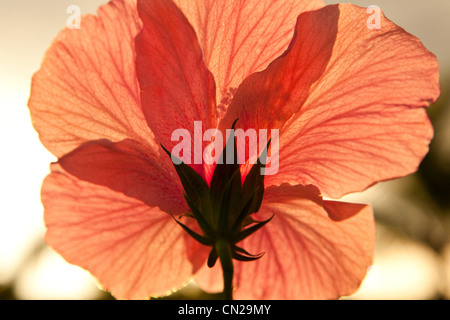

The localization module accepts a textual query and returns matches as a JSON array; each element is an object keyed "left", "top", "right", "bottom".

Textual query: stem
[{"left": 215, "top": 239, "right": 234, "bottom": 300}]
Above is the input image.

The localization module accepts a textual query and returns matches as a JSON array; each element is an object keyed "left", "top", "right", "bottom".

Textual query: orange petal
[
  {"left": 58, "top": 139, "right": 187, "bottom": 215},
  {"left": 221, "top": 4, "right": 440, "bottom": 198},
  {"left": 323, "top": 200, "right": 370, "bottom": 222},
  {"left": 135, "top": 0, "right": 217, "bottom": 177},
  {"left": 173, "top": 0, "right": 324, "bottom": 116},
  {"left": 235, "top": 184, "right": 375, "bottom": 299},
  {"left": 43, "top": 164, "right": 194, "bottom": 300},
  {"left": 28, "top": 0, "right": 155, "bottom": 157}
]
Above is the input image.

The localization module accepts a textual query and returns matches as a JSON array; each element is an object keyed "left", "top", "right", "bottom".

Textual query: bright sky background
[{"left": 0, "top": 0, "right": 449, "bottom": 299}]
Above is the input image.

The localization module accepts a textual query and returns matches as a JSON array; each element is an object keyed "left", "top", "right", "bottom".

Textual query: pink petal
[
  {"left": 58, "top": 139, "right": 187, "bottom": 215},
  {"left": 173, "top": 0, "right": 324, "bottom": 116},
  {"left": 43, "top": 164, "right": 194, "bottom": 300},
  {"left": 221, "top": 4, "right": 440, "bottom": 198},
  {"left": 135, "top": 0, "right": 217, "bottom": 177},
  {"left": 28, "top": 0, "right": 155, "bottom": 157},
  {"left": 196, "top": 184, "right": 375, "bottom": 300}
]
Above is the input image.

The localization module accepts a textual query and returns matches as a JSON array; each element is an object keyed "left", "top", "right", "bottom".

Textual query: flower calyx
[{"left": 162, "top": 121, "right": 273, "bottom": 268}]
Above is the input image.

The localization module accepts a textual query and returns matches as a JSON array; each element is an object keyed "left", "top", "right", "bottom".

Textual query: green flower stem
[{"left": 215, "top": 239, "right": 234, "bottom": 300}]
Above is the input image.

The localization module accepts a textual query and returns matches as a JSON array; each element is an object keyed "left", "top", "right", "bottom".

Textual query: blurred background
[{"left": 0, "top": 0, "right": 449, "bottom": 300}]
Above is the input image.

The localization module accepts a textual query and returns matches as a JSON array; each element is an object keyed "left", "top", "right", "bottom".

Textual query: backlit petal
[
  {"left": 135, "top": 0, "right": 217, "bottom": 177},
  {"left": 43, "top": 164, "right": 193, "bottom": 300},
  {"left": 235, "top": 184, "right": 375, "bottom": 300},
  {"left": 173, "top": 0, "right": 324, "bottom": 116},
  {"left": 58, "top": 139, "right": 187, "bottom": 214},
  {"left": 28, "top": 0, "right": 155, "bottom": 157},
  {"left": 221, "top": 4, "right": 440, "bottom": 198}
]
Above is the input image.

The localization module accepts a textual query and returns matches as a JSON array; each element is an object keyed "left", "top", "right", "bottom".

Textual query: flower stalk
[{"left": 216, "top": 239, "right": 234, "bottom": 300}]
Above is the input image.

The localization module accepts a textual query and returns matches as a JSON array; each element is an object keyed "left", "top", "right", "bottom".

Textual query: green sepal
[
  {"left": 240, "top": 138, "right": 271, "bottom": 215},
  {"left": 232, "top": 251, "right": 265, "bottom": 262},
  {"left": 232, "top": 245, "right": 265, "bottom": 261},
  {"left": 235, "top": 214, "right": 274, "bottom": 243},
  {"left": 229, "top": 187, "right": 260, "bottom": 236},
  {"left": 210, "top": 120, "right": 241, "bottom": 226},
  {"left": 217, "top": 169, "right": 242, "bottom": 233},
  {"left": 184, "top": 195, "right": 215, "bottom": 240},
  {"left": 161, "top": 144, "right": 209, "bottom": 208},
  {"left": 210, "top": 120, "right": 240, "bottom": 195},
  {"left": 171, "top": 216, "right": 212, "bottom": 246},
  {"left": 207, "top": 248, "right": 218, "bottom": 268}
]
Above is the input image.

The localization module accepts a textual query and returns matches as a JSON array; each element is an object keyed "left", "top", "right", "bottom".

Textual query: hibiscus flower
[{"left": 28, "top": 0, "right": 440, "bottom": 300}]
